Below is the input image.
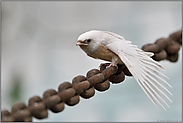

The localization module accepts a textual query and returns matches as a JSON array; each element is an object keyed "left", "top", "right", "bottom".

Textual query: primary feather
[{"left": 77, "top": 30, "right": 172, "bottom": 110}]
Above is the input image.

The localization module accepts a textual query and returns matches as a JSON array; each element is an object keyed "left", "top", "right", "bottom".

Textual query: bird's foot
[
  {"left": 106, "top": 63, "right": 118, "bottom": 69},
  {"left": 99, "top": 63, "right": 110, "bottom": 68},
  {"left": 99, "top": 63, "right": 118, "bottom": 69}
]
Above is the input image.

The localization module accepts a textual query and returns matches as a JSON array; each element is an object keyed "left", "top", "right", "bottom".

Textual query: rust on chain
[
  {"left": 1, "top": 29, "right": 182, "bottom": 122},
  {"left": 142, "top": 30, "right": 182, "bottom": 62}
]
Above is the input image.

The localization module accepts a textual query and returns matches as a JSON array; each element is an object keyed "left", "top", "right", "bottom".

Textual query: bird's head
[{"left": 76, "top": 30, "right": 103, "bottom": 54}]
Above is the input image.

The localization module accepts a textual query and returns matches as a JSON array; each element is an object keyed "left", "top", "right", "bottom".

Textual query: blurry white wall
[{"left": 1, "top": 1, "right": 182, "bottom": 122}]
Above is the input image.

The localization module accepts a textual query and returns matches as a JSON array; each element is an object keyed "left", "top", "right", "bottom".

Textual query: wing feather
[{"left": 105, "top": 39, "right": 172, "bottom": 110}]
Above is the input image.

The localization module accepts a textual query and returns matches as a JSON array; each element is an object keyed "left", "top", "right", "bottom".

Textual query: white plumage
[{"left": 76, "top": 30, "right": 172, "bottom": 111}]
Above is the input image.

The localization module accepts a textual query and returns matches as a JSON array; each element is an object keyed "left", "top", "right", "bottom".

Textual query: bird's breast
[{"left": 87, "top": 44, "right": 121, "bottom": 63}]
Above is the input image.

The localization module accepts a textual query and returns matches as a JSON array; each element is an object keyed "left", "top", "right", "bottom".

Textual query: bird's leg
[
  {"left": 106, "top": 57, "right": 119, "bottom": 69},
  {"left": 107, "top": 62, "right": 118, "bottom": 68}
]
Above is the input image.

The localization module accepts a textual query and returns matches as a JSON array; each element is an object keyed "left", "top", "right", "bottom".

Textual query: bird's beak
[{"left": 76, "top": 40, "right": 88, "bottom": 46}]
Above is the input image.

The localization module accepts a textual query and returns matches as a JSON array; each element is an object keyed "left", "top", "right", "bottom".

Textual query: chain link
[
  {"left": 142, "top": 30, "right": 182, "bottom": 62},
  {"left": 1, "top": 30, "right": 182, "bottom": 122}
]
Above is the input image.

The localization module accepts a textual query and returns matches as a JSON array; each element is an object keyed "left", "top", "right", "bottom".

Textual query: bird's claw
[
  {"left": 106, "top": 64, "right": 118, "bottom": 69},
  {"left": 99, "top": 63, "right": 118, "bottom": 69}
]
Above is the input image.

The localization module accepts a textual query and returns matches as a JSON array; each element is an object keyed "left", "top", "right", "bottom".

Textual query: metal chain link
[
  {"left": 1, "top": 30, "right": 181, "bottom": 122},
  {"left": 142, "top": 30, "right": 182, "bottom": 62}
]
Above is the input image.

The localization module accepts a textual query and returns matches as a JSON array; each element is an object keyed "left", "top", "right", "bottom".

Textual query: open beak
[{"left": 76, "top": 40, "right": 88, "bottom": 46}]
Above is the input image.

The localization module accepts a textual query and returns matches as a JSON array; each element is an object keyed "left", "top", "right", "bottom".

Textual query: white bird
[{"left": 76, "top": 30, "right": 172, "bottom": 111}]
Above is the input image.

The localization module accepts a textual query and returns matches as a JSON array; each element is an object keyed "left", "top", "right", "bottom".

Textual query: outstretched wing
[{"left": 105, "top": 38, "right": 172, "bottom": 111}]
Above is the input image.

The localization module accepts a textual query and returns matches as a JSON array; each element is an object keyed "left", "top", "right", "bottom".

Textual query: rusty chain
[
  {"left": 1, "top": 30, "right": 182, "bottom": 122},
  {"left": 142, "top": 30, "right": 182, "bottom": 62}
]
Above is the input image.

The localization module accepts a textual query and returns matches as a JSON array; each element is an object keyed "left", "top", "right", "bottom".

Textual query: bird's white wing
[
  {"left": 105, "top": 39, "right": 172, "bottom": 111},
  {"left": 104, "top": 31, "right": 126, "bottom": 40}
]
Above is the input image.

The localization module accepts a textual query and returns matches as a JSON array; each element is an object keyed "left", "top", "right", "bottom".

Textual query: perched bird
[{"left": 76, "top": 30, "right": 172, "bottom": 111}]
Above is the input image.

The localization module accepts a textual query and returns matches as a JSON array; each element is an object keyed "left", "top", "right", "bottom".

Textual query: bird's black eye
[
  {"left": 84, "top": 39, "right": 92, "bottom": 44},
  {"left": 87, "top": 39, "right": 91, "bottom": 43}
]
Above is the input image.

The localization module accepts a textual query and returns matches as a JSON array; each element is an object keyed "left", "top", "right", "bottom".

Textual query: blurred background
[{"left": 1, "top": 1, "right": 182, "bottom": 122}]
